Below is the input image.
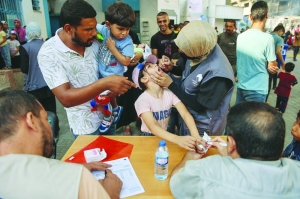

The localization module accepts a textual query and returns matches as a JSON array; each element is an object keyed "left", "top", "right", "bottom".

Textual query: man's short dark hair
[
  {"left": 226, "top": 19, "right": 236, "bottom": 27},
  {"left": 60, "top": 0, "right": 96, "bottom": 27},
  {"left": 105, "top": 2, "right": 135, "bottom": 27},
  {"left": 251, "top": 1, "right": 268, "bottom": 22},
  {"left": 0, "top": 90, "right": 42, "bottom": 141},
  {"left": 183, "top": 21, "right": 190, "bottom": 25},
  {"left": 273, "top": 25, "right": 285, "bottom": 33},
  {"left": 227, "top": 102, "right": 285, "bottom": 161},
  {"left": 157, "top": 12, "right": 168, "bottom": 17},
  {"left": 285, "top": 62, "right": 295, "bottom": 72}
]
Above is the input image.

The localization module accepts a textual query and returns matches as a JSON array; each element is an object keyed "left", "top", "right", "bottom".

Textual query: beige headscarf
[{"left": 174, "top": 20, "right": 217, "bottom": 66}]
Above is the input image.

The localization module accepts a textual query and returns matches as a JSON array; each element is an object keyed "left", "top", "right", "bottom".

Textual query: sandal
[{"left": 123, "top": 125, "right": 131, "bottom": 136}]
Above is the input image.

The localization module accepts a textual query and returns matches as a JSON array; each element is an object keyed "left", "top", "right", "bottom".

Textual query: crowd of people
[
  {"left": 0, "top": 19, "right": 26, "bottom": 69},
  {"left": 0, "top": 0, "right": 300, "bottom": 198}
]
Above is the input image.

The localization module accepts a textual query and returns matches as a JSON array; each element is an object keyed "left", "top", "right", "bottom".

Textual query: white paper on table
[{"left": 92, "top": 157, "right": 145, "bottom": 198}]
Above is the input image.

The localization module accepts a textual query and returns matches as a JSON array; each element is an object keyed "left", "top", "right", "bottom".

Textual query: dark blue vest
[
  {"left": 180, "top": 44, "right": 235, "bottom": 135},
  {"left": 23, "top": 39, "right": 47, "bottom": 91}
]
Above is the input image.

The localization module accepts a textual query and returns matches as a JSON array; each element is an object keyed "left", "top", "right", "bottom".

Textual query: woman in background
[
  {"left": 13, "top": 18, "right": 26, "bottom": 45},
  {"left": 293, "top": 32, "right": 300, "bottom": 61},
  {"left": 20, "top": 22, "right": 58, "bottom": 126}
]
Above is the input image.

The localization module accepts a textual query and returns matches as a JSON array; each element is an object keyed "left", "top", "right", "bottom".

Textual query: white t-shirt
[
  {"left": 135, "top": 89, "right": 180, "bottom": 133},
  {"left": 38, "top": 28, "right": 102, "bottom": 135},
  {"left": 7, "top": 39, "right": 20, "bottom": 55},
  {"left": 0, "top": 154, "right": 110, "bottom": 199}
]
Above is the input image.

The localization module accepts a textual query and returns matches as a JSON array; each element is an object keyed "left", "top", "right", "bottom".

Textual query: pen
[{"left": 104, "top": 170, "right": 107, "bottom": 176}]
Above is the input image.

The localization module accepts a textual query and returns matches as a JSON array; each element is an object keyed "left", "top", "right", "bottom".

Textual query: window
[
  {"left": 32, "top": 0, "right": 40, "bottom": 11},
  {"left": 278, "top": 1, "right": 289, "bottom": 12},
  {"left": 244, "top": 3, "right": 249, "bottom": 8},
  {"left": 279, "top": 1, "right": 289, "bottom": 6},
  {"left": 0, "top": 0, "right": 24, "bottom": 30}
]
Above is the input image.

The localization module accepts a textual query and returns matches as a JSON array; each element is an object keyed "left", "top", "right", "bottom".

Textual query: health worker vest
[{"left": 180, "top": 44, "right": 235, "bottom": 135}]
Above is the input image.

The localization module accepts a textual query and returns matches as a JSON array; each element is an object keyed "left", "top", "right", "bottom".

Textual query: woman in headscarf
[
  {"left": 13, "top": 18, "right": 26, "bottom": 45},
  {"left": 153, "top": 20, "right": 235, "bottom": 136},
  {"left": 20, "top": 22, "right": 58, "bottom": 126}
]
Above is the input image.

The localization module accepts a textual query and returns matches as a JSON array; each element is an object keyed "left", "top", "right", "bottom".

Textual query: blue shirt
[
  {"left": 237, "top": 29, "right": 276, "bottom": 94},
  {"left": 283, "top": 139, "right": 300, "bottom": 161},
  {"left": 96, "top": 24, "right": 133, "bottom": 77},
  {"left": 270, "top": 32, "right": 284, "bottom": 67},
  {"left": 270, "top": 32, "right": 284, "bottom": 50}
]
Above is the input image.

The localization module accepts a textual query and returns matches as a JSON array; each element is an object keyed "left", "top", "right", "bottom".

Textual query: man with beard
[
  {"left": 150, "top": 12, "right": 178, "bottom": 59},
  {"left": 218, "top": 20, "right": 238, "bottom": 80},
  {"left": 38, "top": 0, "right": 135, "bottom": 137},
  {"left": 0, "top": 90, "right": 122, "bottom": 199}
]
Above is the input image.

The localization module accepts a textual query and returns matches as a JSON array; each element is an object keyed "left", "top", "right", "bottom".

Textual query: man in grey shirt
[
  {"left": 218, "top": 19, "right": 238, "bottom": 80},
  {"left": 170, "top": 102, "right": 300, "bottom": 198}
]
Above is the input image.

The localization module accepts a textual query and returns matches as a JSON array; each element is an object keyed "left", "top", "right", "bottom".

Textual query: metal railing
[{"left": 0, "top": 0, "right": 24, "bottom": 30}]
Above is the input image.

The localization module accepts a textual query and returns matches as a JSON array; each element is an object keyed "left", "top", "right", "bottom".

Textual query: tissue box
[{"left": 84, "top": 148, "right": 107, "bottom": 163}]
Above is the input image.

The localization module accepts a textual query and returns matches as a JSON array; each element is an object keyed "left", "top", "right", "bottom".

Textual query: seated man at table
[
  {"left": 170, "top": 102, "right": 300, "bottom": 198},
  {"left": 0, "top": 90, "right": 122, "bottom": 199}
]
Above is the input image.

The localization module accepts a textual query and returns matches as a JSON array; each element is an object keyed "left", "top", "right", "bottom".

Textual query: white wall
[
  {"left": 243, "top": 6, "right": 251, "bottom": 16},
  {"left": 179, "top": 0, "right": 188, "bottom": 22},
  {"left": 22, "top": 0, "right": 48, "bottom": 39},
  {"left": 180, "top": 0, "right": 208, "bottom": 22},
  {"left": 215, "top": 18, "right": 225, "bottom": 35},
  {"left": 140, "top": 0, "right": 158, "bottom": 44},
  {"left": 53, "top": 0, "right": 105, "bottom": 25},
  {"left": 157, "top": 0, "right": 180, "bottom": 24}
]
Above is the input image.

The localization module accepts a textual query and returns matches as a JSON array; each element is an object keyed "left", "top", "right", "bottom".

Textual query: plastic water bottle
[{"left": 154, "top": 140, "right": 169, "bottom": 180}]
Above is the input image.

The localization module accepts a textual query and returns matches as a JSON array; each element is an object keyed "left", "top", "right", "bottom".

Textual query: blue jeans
[
  {"left": 275, "top": 95, "right": 289, "bottom": 113},
  {"left": 0, "top": 44, "right": 11, "bottom": 67},
  {"left": 72, "top": 124, "right": 116, "bottom": 139},
  {"left": 235, "top": 88, "right": 266, "bottom": 104},
  {"left": 141, "top": 132, "right": 154, "bottom": 136}
]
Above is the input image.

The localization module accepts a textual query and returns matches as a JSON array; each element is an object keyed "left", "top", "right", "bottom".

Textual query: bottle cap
[{"left": 159, "top": 140, "right": 166, "bottom": 147}]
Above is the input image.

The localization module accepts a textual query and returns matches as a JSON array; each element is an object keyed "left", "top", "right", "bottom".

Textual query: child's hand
[
  {"left": 195, "top": 137, "right": 209, "bottom": 155},
  {"left": 176, "top": 136, "right": 197, "bottom": 151},
  {"left": 106, "top": 37, "right": 116, "bottom": 50}
]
